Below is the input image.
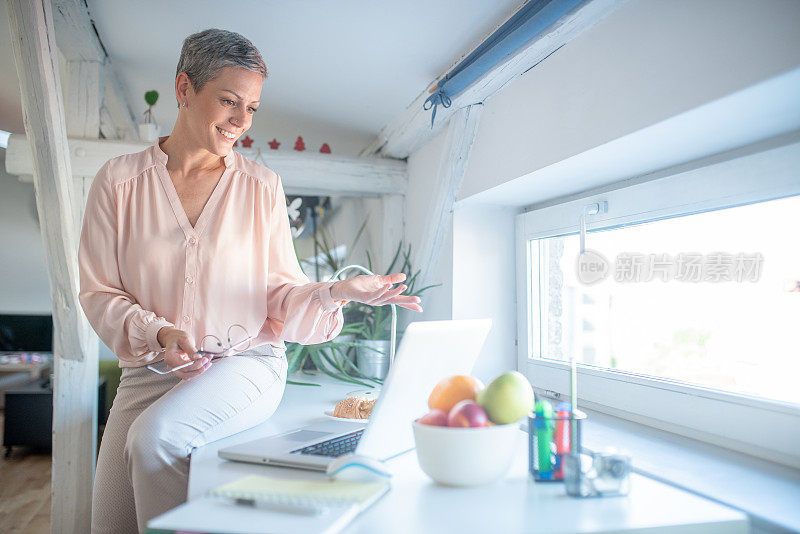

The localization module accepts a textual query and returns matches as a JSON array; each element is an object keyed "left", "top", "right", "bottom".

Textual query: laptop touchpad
[{"left": 283, "top": 430, "right": 332, "bottom": 442}]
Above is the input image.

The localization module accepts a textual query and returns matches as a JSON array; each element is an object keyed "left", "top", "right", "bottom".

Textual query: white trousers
[{"left": 91, "top": 348, "right": 288, "bottom": 533}]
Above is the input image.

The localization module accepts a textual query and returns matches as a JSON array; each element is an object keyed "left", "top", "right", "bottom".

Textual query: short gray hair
[{"left": 176, "top": 29, "right": 267, "bottom": 97}]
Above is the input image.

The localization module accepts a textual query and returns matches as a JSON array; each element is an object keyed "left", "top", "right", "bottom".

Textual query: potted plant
[
  {"left": 284, "top": 323, "right": 381, "bottom": 388},
  {"left": 284, "top": 208, "right": 372, "bottom": 386},
  {"left": 138, "top": 90, "right": 160, "bottom": 141},
  {"left": 347, "top": 241, "right": 441, "bottom": 379},
  {"left": 283, "top": 207, "right": 440, "bottom": 385}
]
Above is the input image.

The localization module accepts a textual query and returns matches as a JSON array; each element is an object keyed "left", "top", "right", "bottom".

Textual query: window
[
  {"left": 532, "top": 195, "right": 800, "bottom": 404},
  {"left": 516, "top": 135, "right": 800, "bottom": 467}
]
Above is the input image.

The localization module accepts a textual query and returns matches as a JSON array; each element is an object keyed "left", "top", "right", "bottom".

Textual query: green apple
[{"left": 476, "top": 371, "right": 534, "bottom": 424}]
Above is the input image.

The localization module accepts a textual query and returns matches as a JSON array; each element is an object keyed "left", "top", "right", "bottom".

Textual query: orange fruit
[{"left": 428, "top": 375, "right": 485, "bottom": 413}]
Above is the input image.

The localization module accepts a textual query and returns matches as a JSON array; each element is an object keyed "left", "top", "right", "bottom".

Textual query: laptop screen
[{"left": 356, "top": 319, "right": 492, "bottom": 460}]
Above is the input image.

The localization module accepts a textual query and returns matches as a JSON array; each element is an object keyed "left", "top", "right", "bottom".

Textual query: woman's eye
[
  {"left": 222, "top": 99, "right": 234, "bottom": 105},
  {"left": 248, "top": 107, "right": 258, "bottom": 114}
]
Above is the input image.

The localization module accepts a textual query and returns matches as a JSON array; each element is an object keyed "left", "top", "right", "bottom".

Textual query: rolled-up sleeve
[
  {"left": 78, "top": 162, "right": 173, "bottom": 363},
  {"left": 260, "top": 175, "right": 346, "bottom": 345}
]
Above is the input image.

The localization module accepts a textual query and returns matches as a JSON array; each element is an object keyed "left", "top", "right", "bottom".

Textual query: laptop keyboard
[{"left": 291, "top": 429, "right": 365, "bottom": 457}]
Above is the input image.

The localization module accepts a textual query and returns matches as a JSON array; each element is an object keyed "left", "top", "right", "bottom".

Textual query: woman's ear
[{"left": 175, "top": 72, "right": 193, "bottom": 107}]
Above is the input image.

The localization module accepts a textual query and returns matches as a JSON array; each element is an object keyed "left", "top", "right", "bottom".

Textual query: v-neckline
[{"left": 153, "top": 136, "right": 235, "bottom": 238}]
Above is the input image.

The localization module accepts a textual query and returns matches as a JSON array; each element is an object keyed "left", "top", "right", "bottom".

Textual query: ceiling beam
[
  {"left": 360, "top": 0, "right": 626, "bottom": 160},
  {"left": 5, "top": 135, "right": 408, "bottom": 197},
  {"left": 244, "top": 149, "right": 407, "bottom": 197},
  {"left": 417, "top": 104, "right": 483, "bottom": 299},
  {"left": 51, "top": 0, "right": 105, "bottom": 61},
  {"left": 52, "top": 0, "right": 139, "bottom": 140},
  {"left": 100, "top": 62, "right": 139, "bottom": 140},
  {"left": 65, "top": 59, "right": 102, "bottom": 139}
]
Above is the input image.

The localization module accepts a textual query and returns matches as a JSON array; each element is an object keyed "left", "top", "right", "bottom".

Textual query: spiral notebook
[{"left": 146, "top": 474, "right": 391, "bottom": 534}]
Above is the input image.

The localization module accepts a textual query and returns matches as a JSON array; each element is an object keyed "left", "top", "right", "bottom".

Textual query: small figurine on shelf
[
  {"left": 319, "top": 143, "right": 331, "bottom": 154},
  {"left": 268, "top": 138, "right": 280, "bottom": 150},
  {"left": 294, "top": 136, "right": 306, "bottom": 151}
]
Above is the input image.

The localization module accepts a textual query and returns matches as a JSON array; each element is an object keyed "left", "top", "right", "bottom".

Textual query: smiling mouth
[{"left": 216, "top": 126, "right": 237, "bottom": 141}]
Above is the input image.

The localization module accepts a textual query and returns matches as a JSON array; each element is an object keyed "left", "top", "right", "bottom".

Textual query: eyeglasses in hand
[{"left": 146, "top": 324, "right": 254, "bottom": 375}]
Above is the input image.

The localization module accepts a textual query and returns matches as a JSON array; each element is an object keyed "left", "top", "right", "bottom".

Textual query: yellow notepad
[{"left": 209, "top": 474, "right": 390, "bottom": 507}]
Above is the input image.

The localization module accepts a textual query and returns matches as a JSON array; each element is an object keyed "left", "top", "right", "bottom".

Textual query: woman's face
[{"left": 183, "top": 66, "right": 263, "bottom": 156}]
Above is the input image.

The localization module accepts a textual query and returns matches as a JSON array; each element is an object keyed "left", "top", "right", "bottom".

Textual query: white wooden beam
[
  {"left": 65, "top": 60, "right": 102, "bottom": 139},
  {"left": 7, "top": 2, "right": 97, "bottom": 532},
  {"left": 6, "top": 135, "right": 408, "bottom": 197},
  {"left": 247, "top": 149, "right": 407, "bottom": 197},
  {"left": 52, "top": 0, "right": 139, "bottom": 140},
  {"left": 65, "top": 57, "right": 103, "bottom": 254},
  {"left": 51, "top": 0, "right": 105, "bottom": 61},
  {"left": 416, "top": 104, "right": 483, "bottom": 300},
  {"left": 100, "top": 62, "right": 139, "bottom": 140},
  {"left": 360, "top": 0, "right": 625, "bottom": 159}
]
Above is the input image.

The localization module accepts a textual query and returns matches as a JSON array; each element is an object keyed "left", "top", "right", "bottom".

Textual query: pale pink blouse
[{"left": 78, "top": 136, "right": 346, "bottom": 368}]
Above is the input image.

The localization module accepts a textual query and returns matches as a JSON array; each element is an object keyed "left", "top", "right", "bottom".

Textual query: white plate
[
  {"left": 323, "top": 407, "right": 369, "bottom": 423},
  {"left": 346, "top": 388, "right": 381, "bottom": 398}
]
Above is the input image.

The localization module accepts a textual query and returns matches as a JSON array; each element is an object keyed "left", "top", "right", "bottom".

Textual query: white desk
[{"left": 188, "top": 374, "right": 748, "bottom": 534}]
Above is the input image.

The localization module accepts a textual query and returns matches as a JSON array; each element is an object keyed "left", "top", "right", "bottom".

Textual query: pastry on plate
[{"left": 333, "top": 396, "right": 376, "bottom": 419}]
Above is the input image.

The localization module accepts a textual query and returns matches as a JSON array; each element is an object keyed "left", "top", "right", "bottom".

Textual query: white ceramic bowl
[{"left": 412, "top": 420, "right": 519, "bottom": 486}]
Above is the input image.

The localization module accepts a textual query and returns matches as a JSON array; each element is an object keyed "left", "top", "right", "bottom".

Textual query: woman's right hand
[{"left": 157, "top": 327, "right": 211, "bottom": 379}]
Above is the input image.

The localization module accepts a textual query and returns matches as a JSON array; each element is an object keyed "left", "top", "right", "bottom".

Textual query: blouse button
[
  {"left": 188, "top": 237, "right": 197, "bottom": 245},
  {"left": 183, "top": 315, "right": 190, "bottom": 323},
  {"left": 186, "top": 276, "right": 194, "bottom": 285}
]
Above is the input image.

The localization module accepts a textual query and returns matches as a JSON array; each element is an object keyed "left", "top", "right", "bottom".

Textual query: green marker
[{"left": 534, "top": 399, "right": 555, "bottom": 479}]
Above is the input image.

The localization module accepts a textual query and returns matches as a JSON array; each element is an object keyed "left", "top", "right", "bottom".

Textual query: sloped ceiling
[{"left": 0, "top": 0, "right": 525, "bottom": 157}]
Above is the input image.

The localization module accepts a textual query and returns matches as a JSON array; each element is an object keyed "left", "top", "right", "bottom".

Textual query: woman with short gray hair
[{"left": 79, "top": 28, "right": 421, "bottom": 533}]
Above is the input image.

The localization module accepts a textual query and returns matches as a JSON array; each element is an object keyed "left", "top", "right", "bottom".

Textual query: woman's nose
[{"left": 231, "top": 108, "right": 248, "bottom": 128}]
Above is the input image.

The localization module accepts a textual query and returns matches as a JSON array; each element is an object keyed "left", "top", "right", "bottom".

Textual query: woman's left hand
[{"left": 331, "top": 272, "right": 423, "bottom": 312}]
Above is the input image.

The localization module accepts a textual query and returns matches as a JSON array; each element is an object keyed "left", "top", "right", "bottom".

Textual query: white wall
[
  {"left": 403, "top": 0, "right": 800, "bottom": 379},
  {"left": 459, "top": 0, "right": 800, "bottom": 201},
  {"left": 0, "top": 150, "right": 52, "bottom": 314},
  {"left": 452, "top": 205, "right": 517, "bottom": 381},
  {"left": 0, "top": 150, "right": 118, "bottom": 361}
]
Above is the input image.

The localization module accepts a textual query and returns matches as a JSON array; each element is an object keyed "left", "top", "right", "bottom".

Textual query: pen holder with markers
[{"left": 528, "top": 401, "right": 586, "bottom": 482}]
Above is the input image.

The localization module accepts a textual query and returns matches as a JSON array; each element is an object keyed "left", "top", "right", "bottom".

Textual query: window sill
[{"left": 577, "top": 408, "right": 800, "bottom": 534}]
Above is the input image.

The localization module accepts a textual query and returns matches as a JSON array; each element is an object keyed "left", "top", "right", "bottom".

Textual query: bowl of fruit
[{"left": 413, "top": 371, "right": 534, "bottom": 486}]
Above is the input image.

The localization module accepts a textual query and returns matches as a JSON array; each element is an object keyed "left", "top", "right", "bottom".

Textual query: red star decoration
[
  {"left": 232, "top": 139, "right": 238, "bottom": 147},
  {"left": 319, "top": 143, "right": 331, "bottom": 154},
  {"left": 268, "top": 138, "right": 280, "bottom": 150},
  {"left": 240, "top": 135, "right": 254, "bottom": 148}
]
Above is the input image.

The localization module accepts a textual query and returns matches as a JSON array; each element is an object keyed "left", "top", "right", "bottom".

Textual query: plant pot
[
  {"left": 356, "top": 339, "right": 390, "bottom": 380},
  {"left": 138, "top": 123, "right": 159, "bottom": 142}
]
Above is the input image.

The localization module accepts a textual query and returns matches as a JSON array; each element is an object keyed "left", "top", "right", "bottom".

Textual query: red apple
[
  {"left": 418, "top": 409, "right": 449, "bottom": 426},
  {"left": 447, "top": 400, "right": 489, "bottom": 428}
]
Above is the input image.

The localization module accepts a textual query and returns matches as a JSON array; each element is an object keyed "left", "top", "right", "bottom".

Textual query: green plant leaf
[
  {"left": 309, "top": 351, "right": 372, "bottom": 387},
  {"left": 144, "top": 90, "right": 159, "bottom": 106},
  {"left": 287, "top": 380, "right": 321, "bottom": 387},
  {"left": 333, "top": 345, "right": 383, "bottom": 384},
  {"left": 385, "top": 241, "right": 403, "bottom": 274}
]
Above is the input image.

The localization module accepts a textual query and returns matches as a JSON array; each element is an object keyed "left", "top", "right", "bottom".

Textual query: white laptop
[{"left": 218, "top": 318, "right": 492, "bottom": 471}]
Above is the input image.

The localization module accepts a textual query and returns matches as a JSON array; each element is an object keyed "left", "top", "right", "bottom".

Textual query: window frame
[{"left": 515, "top": 133, "right": 800, "bottom": 468}]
